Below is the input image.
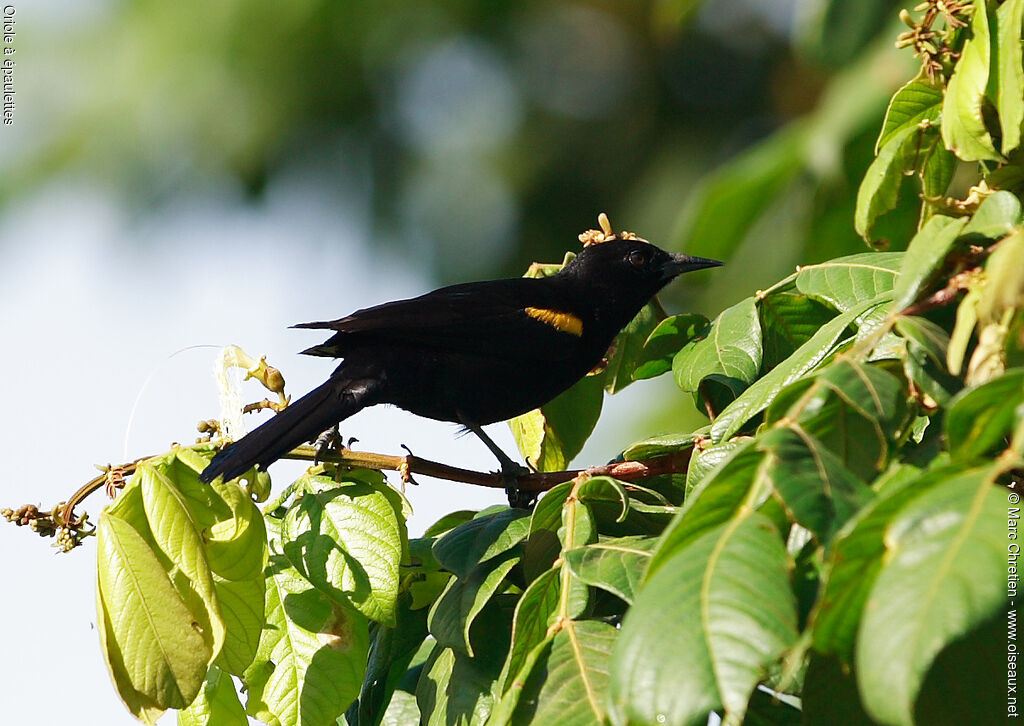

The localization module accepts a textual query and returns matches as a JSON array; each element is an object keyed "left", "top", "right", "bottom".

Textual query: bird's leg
[
  {"left": 313, "top": 424, "right": 345, "bottom": 465},
  {"left": 460, "top": 420, "right": 535, "bottom": 508}
]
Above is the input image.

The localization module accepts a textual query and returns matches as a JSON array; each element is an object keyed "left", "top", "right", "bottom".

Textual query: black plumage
[{"left": 199, "top": 237, "right": 720, "bottom": 491}]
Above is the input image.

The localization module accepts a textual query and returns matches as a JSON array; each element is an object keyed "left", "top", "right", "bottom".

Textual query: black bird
[{"left": 199, "top": 234, "right": 720, "bottom": 500}]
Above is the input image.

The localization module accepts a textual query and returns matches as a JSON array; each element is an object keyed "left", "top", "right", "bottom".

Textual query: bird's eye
[{"left": 628, "top": 250, "right": 646, "bottom": 268}]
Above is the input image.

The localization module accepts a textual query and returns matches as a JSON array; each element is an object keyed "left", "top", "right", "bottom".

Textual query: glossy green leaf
[
  {"left": 509, "top": 620, "right": 616, "bottom": 726},
  {"left": 433, "top": 508, "right": 531, "bottom": 578},
  {"left": 97, "top": 509, "right": 210, "bottom": 721},
  {"left": 283, "top": 476, "right": 404, "bottom": 625},
  {"left": 795, "top": 252, "right": 902, "bottom": 312},
  {"left": 608, "top": 514, "right": 797, "bottom": 726},
  {"left": 652, "top": 438, "right": 763, "bottom": 575},
  {"left": 244, "top": 520, "right": 369, "bottom": 726},
  {"left": 137, "top": 456, "right": 227, "bottom": 661},
  {"left": 877, "top": 76, "right": 944, "bottom": 151},
  {"left": 809, "top": 465, "right": 953, "bottom": 661},
  {"left": 892, "top": 215, "right": 968, "bottom": 310},
  {"left": 564, "top": 536, "right": 657, "bottom": 604},
  {"left": 942, "top": 1, "right": 1002, "bottom": 161},
  {"left": 422, "top": 510, "right": 477, "bottom": 538},
  {"left": 632, "top": 313, "right": 709, "bottom": 380},
  {"left": 960, "top": 189, "right": 1023, "bottom": 239},
  {"left": 213, "top": 575, "right": 266, "bottom": 676},
  {"left": 356, "top": 594, "right": 429, "bottom": 726},
  {"left": 496, "top": 567, "right": 561, "bottom": 696},
  {"left": 946, "top": 368, "right": 1024, "bottom": 460},
  {"left": 685, "top": 439, "right": 746, "bottom": 494},
  {"left": 428, "top": 550, "right": 519, "bottom": 656},
  {"left": 711, "top": 296, "right": 891, "bottom": 442},
  {"left": 857, "top": 468, "right": 1005, "bottom": 725},
  {"left": 604, "top": 301, "right": 664, "bottom": 393},
  {"left": 673, "top": 297, "right": 762, "bottom": 405},
  {"left": 758, "top": 290, "right": 837, "bottom": 370},
  {"left": 996, "top": 0, "right": 1024, "bottom": 153},
  {"left": 622, "top": 430, "right": 702, "bottom": 460},
  {"left": 416, "top": 602, "right": 509, "bottom": 726},
  {"left": 177, "top": 667, "right": 247, "bottom": 726},
  {"left": 510, "top": 372, "right": 604, "bottom": 471},
  {"left": 755, "top": 426, "right": 874, "bottom": 542},
  {"left": 896, "top": 316, "right": 960, "bottom": 406},
  {"left": 380, "top": 691, "right": 421, "bottom": 726},
  {"left": 765, "top": 359, "right": 907, "bottom": 480},
  {"left": 522, "top": 483, "right": 572, "bottom": 581},
  {"left": 855, "top": 124, "right": 921, "bottom": 241}
]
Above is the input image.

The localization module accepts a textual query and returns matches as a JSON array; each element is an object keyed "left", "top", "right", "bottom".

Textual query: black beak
[{"left": 661, "top": 253, "right": 723, "bottom": 280}]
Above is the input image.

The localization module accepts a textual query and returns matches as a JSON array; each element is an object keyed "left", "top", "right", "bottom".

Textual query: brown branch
[
  {"left": 280, "top": 444, "right": 693, "bottom": 493},
  {"left": 35, "top": 443, "right": 693, "bottom": 535}
]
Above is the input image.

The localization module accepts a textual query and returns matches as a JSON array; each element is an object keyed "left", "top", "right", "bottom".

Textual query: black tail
[{"left": 199, "top": 374, "right": 380, "bottom": 483}]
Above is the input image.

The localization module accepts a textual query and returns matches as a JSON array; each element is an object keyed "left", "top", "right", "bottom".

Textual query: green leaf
[
  {"left": 428, "top": 550, "right": 519, "bottom": 656},
  {"left": 356, "top": 594, "right": 429, "bottom": 726},
  {"left": 946, "top": 368, "right": 1024, "bottom": 460},
  {"left": 960, "top": 189, "right": 1023, "bottom": 239},
  {"left": 855, "top": 124, "right": 924, "bottom": 240},
  {"left": 711, "top": 296, "right": 891, "bottom": 442},
  {"left": 423, "top": 510, "right": 477, "bottom": 538},
  {"left": 433, "top": 508, "right": 531, "bottom": 579},
  {"left": 896, "top": 316, "right": 961, "bottom": 406},
  {"left": 622, "top": 430, "right": 702, "bottom": 460},
  {"left": 380, "top": 690, "right": 421, "bottom": 726},
  {"left": 755, "top": 427, "right": 874, "bottom": 542},
  {"left": 673, "top": 297, "right": 762, "bottom": 409},
  {"left": 416, "top": 602, "right": 509, "bottom": 726},
  {"left": 809, "top": 466, "right": 955, "bottom": 662},
  {"left": 603, "top": 301, "right": 664, "bottom": 393},
  {"left": 685, "top": 439, "right": 746, "bottom": 494},
  {"left": 995, "top": 0, "right": 1024, "bottom": 154},
  {"left": 795, "top": 252, "right": 903, "bottom": 312},
  {"left": 177, "top": 667, "right": 247, "bottom": 726},
  {"left": 137, "top": 456, "right": 227, "bottom": 661},
  {"left": 608, "top": 514, "right": 797, "bottom": 726},
  {"left": 522, "top": 483, "right": 572, "bottom": 581},
  {"left": 941, "top": 1, "right": 1002, "bottom": 161},
  {"left": 758, "top": 290, "right": 837, "bottom": 370},
  {"left": 671, "top": 121, "right": 806, "bottom": 261},
  {"left": 244, "top": 556, "right": 369, "bottom": 726},
  {"left": 509, "top": 620, "right": 617, "bottom": 726},
  {"left": 765, "top": 359, "right": 907, "bottom": 480},
  {"left": 632, "top": 313, "right": 709, "bottom": 380},
  {"left": 510, "top": 373, "right": 604, "bottom": 471},
  {"left": 920, "top": 133, "right": 957, "bottom": 205},
  {"left": 496, "top": 568, "right": 561, "bottom": 696},
  {"left": 856, "top": 468, "right": 1006, "bottom": 725},
  {"left": 877, "top": 76, "right": 944, "bottom": 151},
  {"left": 283, "top": 475, "right": 405, "bottom": 625},
  {"left": 97, "top": 509, "right": 210, "bottom": 720},
  {"left": 563, "top": 536, "right": 657, "bottom": 604},
  {"left": 244, "top": 516, "right": 369, "bottom": 726},
  {"left": 213, "top": 575, "right": 266, "bottom": 676},
  {"left": 892, "top": 215, "right": 969, "bottom": 311}
]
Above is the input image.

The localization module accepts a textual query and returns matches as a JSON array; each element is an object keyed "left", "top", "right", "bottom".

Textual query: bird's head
[{"left": 563, "top": 236, "right": 721, "bottom": 317}]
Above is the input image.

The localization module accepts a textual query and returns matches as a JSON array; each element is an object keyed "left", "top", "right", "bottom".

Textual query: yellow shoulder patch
[{"left": 525, "top": 307, "right": 584, "bottom": 336}]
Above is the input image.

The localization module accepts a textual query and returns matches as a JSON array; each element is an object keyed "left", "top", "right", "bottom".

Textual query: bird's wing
[{"left": 295, "top": 278, "right": 585, "bottom": 361}]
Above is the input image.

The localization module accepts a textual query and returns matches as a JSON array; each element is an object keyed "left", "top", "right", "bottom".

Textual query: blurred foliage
[{"left": 9, "top": 0, "right": 910, "bottom": 293}]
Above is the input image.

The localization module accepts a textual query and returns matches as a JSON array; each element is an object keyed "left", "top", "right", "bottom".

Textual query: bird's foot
[
  {"left": 313, "top": 425, "right": 345, "bottom": 465},
  {"left": 500, "top": 461, "right": 535, "bottom": 509}
]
